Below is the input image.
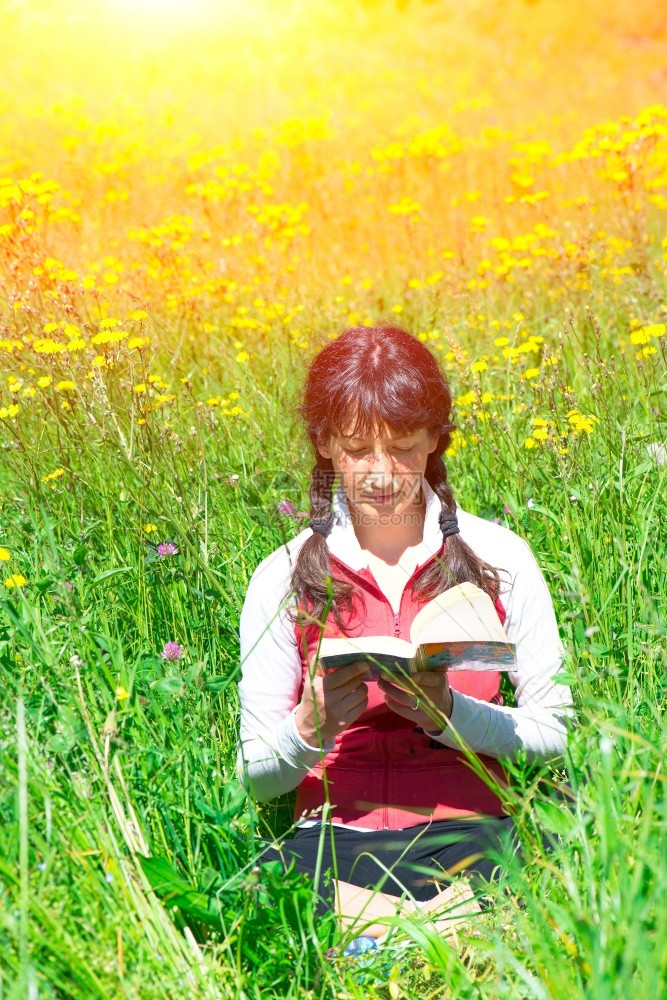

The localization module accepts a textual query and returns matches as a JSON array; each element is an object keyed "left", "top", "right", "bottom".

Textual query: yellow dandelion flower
[
  {"left": 34, "top": 339, "right": 65, "bottom": 355},
  {"left": 470, "top": 215, "right": 490, "bottom": 233},
  {"left": 388, "top": 197, "right": 421, "bottom": 215},
  {"left": 133, "top": 384, "right": 147, "bottom": 394},
  {"left": 532, "top": 428, "right": 549, "bottom": 441},
  {"left": 55, "top": 380, "right": 75, "bottom": 391},
  {"left": 0, "top": 404, "right": 19, "bottom": 419},
  {"left": 511, "top": 172, "right": 535, "bottom": 189},
  {"left": 568, "top": 412, "right": 598, "bottom": 434},
  {"left": 37, "top": 376, "right": 52, "bottom": 387},
  {"left": 522, "top": 368, "right": 540, "bottom": 379},
  {"left": 4, "top": 574, "right": 27, "bottom": 588},
  {"left": 630, "top": 323, "right": 665, "bottom": 345},
  {"left": 523, "top": 438, "right": 537, "bottom": 449},
  {"left": 115, "top": 686, "right": 130, "bottom": 701},
  {"left": 0, "top": 547, "right": 10, "bottom": 561},
  {"left": 532, "top": 417, "right": 549, "bottom": 427},
  {"left": 144, "top": 523, "right": 157, "bottom": 533},
  {"left": 42, "top": 468, "right": 65, "bottom": 482},
  {"left": 471, "top": 360, "right": 488, "bottom": 373},
  {"left": 494, "top": 336, "right": 510, "bottom": 347},
  {"left": 91, "top": 356, "right": 106, "bottom": 368},
  {"left": 236, "top": 350, "right": 249, "bottom": 363},
  {"left": 131, "top": 310, "right": 149, "bottom": 321},
  {"left": 456, "top": 391, "right": 476, "bottom": 407}
]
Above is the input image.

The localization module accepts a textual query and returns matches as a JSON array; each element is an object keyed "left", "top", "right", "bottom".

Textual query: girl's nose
[
  {"left": 367, "top": 449, "right": 393, "bottom": 468},
  {"left": 362, "top": 450, "right": 396, "bottom": 483}
]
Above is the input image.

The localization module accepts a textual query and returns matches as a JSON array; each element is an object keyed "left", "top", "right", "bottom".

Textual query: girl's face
[{"left": 316, "top": 422, "right": 440, "bottom": 520}]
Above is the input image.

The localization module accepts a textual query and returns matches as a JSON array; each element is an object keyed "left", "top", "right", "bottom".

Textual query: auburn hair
[{"left": 286, "top": 324, "right": 506, "bottom": 634}]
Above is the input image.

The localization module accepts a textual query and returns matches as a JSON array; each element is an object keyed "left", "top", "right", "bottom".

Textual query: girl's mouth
[{"left": 363, "top": 490, "right": 396, "bottom": 503}]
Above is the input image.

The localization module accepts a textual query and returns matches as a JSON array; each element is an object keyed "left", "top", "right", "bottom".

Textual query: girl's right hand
[{"left": 294, "top": 660, "right": 372, "bottom": 748}]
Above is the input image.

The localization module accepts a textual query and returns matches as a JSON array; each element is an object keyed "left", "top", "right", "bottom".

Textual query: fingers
[
  {"left": 322, "top": 659, "right": 372, "bottom": 689},
  {"left": 341, "top": 684, "right": 369, "bottom": 714},
  {"left": 404, "top": 670, "right": 448, "bottom": 687},
  {"left": 378, "top": 671, "right": 449, "bottom": 712},
  {"left": 377, "top": 670, "right": 447, "bottom": 696},
  {"left": 377, "top": 678, "right": 420, "bottom": 709}
]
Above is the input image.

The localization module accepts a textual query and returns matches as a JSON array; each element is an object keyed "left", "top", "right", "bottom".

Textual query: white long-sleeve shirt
[{"left": 236, "top": 479, "right": 575, "bottom": 825}]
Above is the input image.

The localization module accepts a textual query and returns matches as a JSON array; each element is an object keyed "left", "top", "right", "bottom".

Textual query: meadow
[{"left": 0, "top": 0, "right": 665, "bottom": 996}]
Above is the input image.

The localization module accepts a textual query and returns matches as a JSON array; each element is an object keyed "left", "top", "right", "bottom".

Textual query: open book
[{"left": 319, "top": 581, "right": 515, "bottom": 678}]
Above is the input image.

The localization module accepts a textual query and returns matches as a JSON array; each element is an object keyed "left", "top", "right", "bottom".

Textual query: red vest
[{"left": 292, "top": 542, "right": 508, "bottom": 830}]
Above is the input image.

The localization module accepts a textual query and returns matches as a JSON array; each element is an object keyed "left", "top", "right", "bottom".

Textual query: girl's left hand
[{"left": 377, "top": 670, "right": 453, "bottom": 735}]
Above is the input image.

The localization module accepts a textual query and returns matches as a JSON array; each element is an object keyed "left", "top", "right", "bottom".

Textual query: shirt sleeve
[
  {"left": 235, "top": 553, "right": 336, "bottom": 802},
  {"left": 428, "top": 535, "right": 576, "bottom": 761}
]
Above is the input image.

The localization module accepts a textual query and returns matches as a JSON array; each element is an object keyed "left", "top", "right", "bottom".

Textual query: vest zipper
[
  {"left": 383, "top": 613, "right": 400, "bottom": 828},
  {"left": 382, "top": 730, "right": 389, "bottom": 829}
]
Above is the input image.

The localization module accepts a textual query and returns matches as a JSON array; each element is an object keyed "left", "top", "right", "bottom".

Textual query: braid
[
  {"left": 308, "top": 456, "right": 336, "bottom": 537},
  {"left": 417, "top": 452, "right": 503, "bottom": 603},
  {"left": 286, "top": 455, "right": 357, "bottom": 633}
]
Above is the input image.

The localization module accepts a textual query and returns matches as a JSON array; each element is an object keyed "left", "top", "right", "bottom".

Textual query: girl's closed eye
[{"left": 346, "top": 445, "right": 414, "bottom": 455}]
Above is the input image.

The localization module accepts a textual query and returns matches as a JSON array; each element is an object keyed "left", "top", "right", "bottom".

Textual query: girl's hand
[
  {"left": 295, "top": 659, "right": 372, "bottom": 748},
  {"left": 377, "top": 669, "right": 453, "bottom": 735}
]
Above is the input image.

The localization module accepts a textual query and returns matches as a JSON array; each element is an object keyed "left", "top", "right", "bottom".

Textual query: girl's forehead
[{"left": 332, "top": 419, "right": 425, "bottom": 440}]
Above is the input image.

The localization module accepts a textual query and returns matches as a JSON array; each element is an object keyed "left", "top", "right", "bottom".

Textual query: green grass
[{"left": 0, "top": 302, "right": 665, "bottom": 998}]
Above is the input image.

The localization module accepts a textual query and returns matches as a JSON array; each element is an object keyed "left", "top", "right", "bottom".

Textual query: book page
[
  {"left": 318, "top": 634, "right": 414, "bottom": 660},
  {"left": 410, "top": 581, "right": 510, "bottom": 645},
  {"left": 318, "top": 634, "right": 416, "bottom": 678}
]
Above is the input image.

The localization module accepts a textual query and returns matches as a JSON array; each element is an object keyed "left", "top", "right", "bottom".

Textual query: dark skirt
[{"left": 257, "top": 815, "right": 518, "bottom": 916}]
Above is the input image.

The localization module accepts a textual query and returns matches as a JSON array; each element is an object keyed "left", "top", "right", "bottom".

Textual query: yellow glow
[{"left": 109, "top": 0, "right": 267, "bottom": 26}]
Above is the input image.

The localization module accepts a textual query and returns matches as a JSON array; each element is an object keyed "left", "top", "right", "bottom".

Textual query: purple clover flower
[
  {"left": 157, "top": 541, "right": 179, "bottom": 557},
  {"left": 161, "top": 641, "right": 183, "bottom": 661},
  {"left": 278, "top": 501, "right": 309, "bottom": 522}
]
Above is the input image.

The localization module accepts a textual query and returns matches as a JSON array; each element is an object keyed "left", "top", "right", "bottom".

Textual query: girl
[{"left": 236, "top": 324, "right": 574, "bottom": 945}]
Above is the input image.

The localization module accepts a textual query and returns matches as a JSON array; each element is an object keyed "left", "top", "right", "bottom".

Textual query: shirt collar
[{"left": 325, "top": 476, "right": 447, "bottom": 572}]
